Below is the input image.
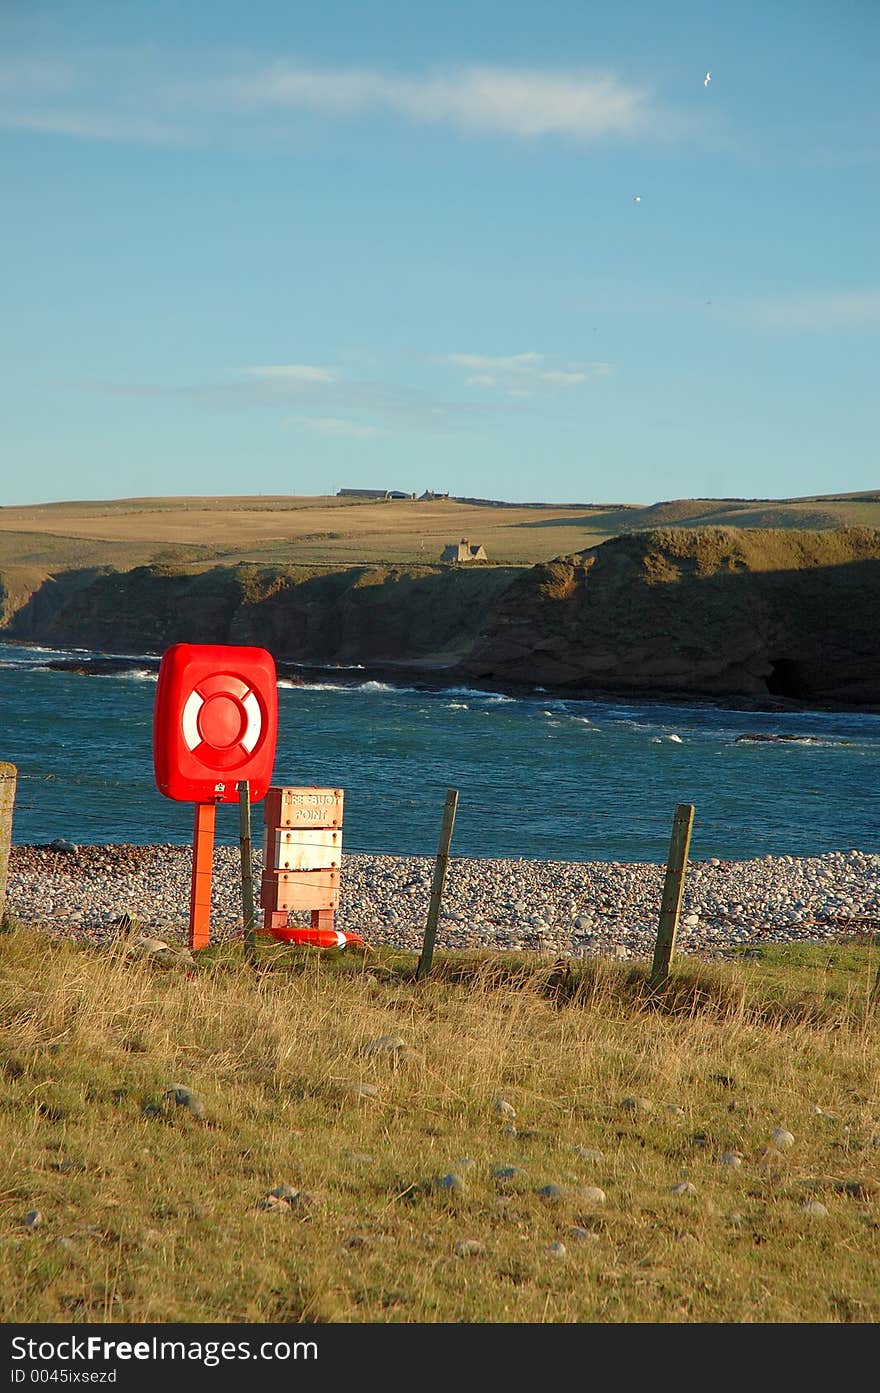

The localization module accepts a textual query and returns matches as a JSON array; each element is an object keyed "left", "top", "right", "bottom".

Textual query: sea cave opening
[{"left": 766, "top": 657, "right": 808, "bottom": 699}]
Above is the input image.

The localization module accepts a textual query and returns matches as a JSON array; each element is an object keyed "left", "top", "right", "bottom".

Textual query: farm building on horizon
[
  {"left": 337, "top": 488, "right": 415, "bottom": 500},
  {"left": 441, "top": 537, "right": 488, "bottom": 563}
]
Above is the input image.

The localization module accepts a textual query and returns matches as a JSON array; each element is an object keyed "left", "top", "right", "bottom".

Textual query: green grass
[{"left": 1, "top": 927, "right": 878, "bottom": 1324}]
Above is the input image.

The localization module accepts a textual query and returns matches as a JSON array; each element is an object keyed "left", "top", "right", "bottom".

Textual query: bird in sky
[
  {"left": 632, "top": 195, "right": 641, "bottom": 203},
  {"left": 704, "top": 71, "right": 712, "bottom": 86}
]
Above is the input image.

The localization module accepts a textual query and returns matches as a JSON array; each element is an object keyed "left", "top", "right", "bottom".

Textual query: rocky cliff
[
  {"left": 456, "top": 526, "right": 880, "bottom": 705},
  {"left": 2, "top": 527, "right": 879, "bottom": 708},
  {"left": 1, "top": 561, "right": 520, "bottom": 670}
]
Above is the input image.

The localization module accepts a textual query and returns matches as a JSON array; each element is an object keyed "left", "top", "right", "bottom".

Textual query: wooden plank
[
  {"left": 416, "top": 788, "right": 459, "bottom": 981},
  {"left": 261, "top": 868, "right": 341, "bottom": 911},
  {"left": 0, "top": 762, "right": 16, "bottom": 926},
  {"left": 239, "top": 780, "right": 256, "bottom": 966},
  {"left": 263, "top": 786, "right": 344, "bottom": 829},
  {"left": 262, "top": 827, "right": 342, "bottom": 871},
  {"left": 649, "top": 803, "right": 695, "bottom": 989}
]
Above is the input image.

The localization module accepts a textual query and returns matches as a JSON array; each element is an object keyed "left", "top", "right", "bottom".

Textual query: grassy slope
[
  {"left": 0, "top": 926, "right": 878, "bottom": 1324},
  {"left": 2, "top": 492, "right": 880, "bottom": 572}
]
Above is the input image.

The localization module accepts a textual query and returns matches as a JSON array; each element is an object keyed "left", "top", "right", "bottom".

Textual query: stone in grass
[
  {"left": 333, "top": 1081, "right": 380, "bottom": 1101},
  {"left": 771, "top": 1127, "right": 795, "bottom": 1151},
  {"left": 536, "top": 1184, "right": 568, "bottom": 1202},
  {"left": 621, "top": 1097, "right": 654, "bottom": 1115},
  {"left": 261, "top": 1186, "right": 314, "bottom": 1213},
  {"left": 21, "top": 1210, "right": 43, "bottom": 1230},
  {"left": 670, "top": 1181, "right": 698, "bottom": 1197},
  {"left": 502, "top": 1124, "right": 518, "bottom": 1139},
  {"left": 721, "top": 1151, "right": 744, "bottom": 1169},
  {"left": 547, "top": 1241, "right": 567, "bottom": 1258},
  {"left": 569, "top": 1226, "right": 600, "bottom": 1243},
  {"left": 432, "top": 1173, "right": 466, "bottom": 1194},
  {"left": 165, "top": 1084, "right": 205, "bottom": 1119},
  {"left": 666, "top": 1105, "right": 686, "bottom": 1117},
  {"left": 492, "top": 1165, "right": 527, "bottom": 1182},
  {"left": 269, "top": 1184, "right": 299, "bottom": 1202},
  {"left": 801, "top": 1200, "right": 829, "bottom": 1217},
  {"left": 573, "top": 1146, "right": 604, "bottom": 1163},
  {"left": 493, "top": 1098, "right": 516, "bottom": 1119},
  {"left": 573, "top": 1186, "right": 606, "bottom": 1205},
  {"left": 361, "top": 1035, "right": 406, "bottom": 1056},
  {"left": 454, "top": 1239, "right": 485, "bottom": 1258}
]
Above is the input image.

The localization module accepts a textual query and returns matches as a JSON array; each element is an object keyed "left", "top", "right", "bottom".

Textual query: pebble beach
[{"left": 5, "top": 843, "right": 880, "bottom": 960}]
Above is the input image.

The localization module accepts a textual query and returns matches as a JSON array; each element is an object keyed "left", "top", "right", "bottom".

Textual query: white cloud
[
  {"left": 80, "top": 363, "right": 501, "bottom": 432},
  {"left": 0, "top": 48, "right": 674, "bottom": 148},
  {"left": 286, "top": 415, "right": 385, "bottom": 439},
  {"left": 0, "top": 108, "right": 185, "bottom": 143},
  {"left": 190, "top": 62, "right": 664, "bottom": 143},
  {"left": 246, "top": 364, "right": 337, "bottom": 383},
  {"left": 0, "top": 59, "right": 74, "bottom": 94},
  {"left": 445, "top": 351, "right": 611, "bottom": 394},
  {"left": 749, "top": 290, "right": 880, "bottom": 331}
]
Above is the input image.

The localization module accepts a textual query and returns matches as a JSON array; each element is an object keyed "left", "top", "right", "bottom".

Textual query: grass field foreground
[{"left": 1, "top": 926, "right": 878, "bottom": 1324}]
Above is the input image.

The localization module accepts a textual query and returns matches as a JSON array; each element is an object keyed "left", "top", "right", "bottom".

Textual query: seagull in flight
[
  {"left": 704, "top": 71, "right": 712, "bottom": 87},
  {"left": 632, "top": 195, "right": 641, "bottom": 203}
]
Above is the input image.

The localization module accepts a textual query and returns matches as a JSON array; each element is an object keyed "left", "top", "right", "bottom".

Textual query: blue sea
[{"left": 0, "top": 640, "right": 877, "bottom": 863}]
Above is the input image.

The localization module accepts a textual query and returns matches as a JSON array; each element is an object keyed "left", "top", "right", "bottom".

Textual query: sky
[{"left": 1, "top": 0, "right": 878, "bottom": 508}]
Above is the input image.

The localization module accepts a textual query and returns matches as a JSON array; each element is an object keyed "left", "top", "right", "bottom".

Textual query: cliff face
[
  {"left": 2, "top": 527, "right": 879, "bottom": 707},
  {"left": 457, "top": 527, "right": 880, "bottom": 704},
  {"left": 1, "top": 562, "right": 521, "bottom": 669}
]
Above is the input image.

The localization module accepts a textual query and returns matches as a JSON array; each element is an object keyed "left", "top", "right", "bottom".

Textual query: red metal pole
[{"left": 189, "top": 801, "right": 216, "bottom": 950}]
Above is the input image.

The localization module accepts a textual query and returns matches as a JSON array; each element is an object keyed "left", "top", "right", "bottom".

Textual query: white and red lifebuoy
[
  {"left": 180, "top": 674, "right": 264, "bottom": 769},
  {"left": 153, "top": 643, "right": 279, "bottom": 804},
  {"left": 269, "top": 925, "right": 367, "bottom": 950}
]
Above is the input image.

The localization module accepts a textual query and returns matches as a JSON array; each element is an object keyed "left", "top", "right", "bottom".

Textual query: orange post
[{"left": 189, "top": 801, "right": 216, "bottom": 950}]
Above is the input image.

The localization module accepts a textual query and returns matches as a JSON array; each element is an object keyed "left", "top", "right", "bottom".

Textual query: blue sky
[{"left": 1, "top": 0, "right": 877, "bottom": 507}]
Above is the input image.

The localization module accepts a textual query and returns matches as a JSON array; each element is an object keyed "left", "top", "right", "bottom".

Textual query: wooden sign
[
  {"left": 263, "top": 786, "right": 343, "bottom": 829},
  {"left": 263, "top": 827, "right": 342, "bottom": 871},
  {"left": 261, "top": 868, "right": 341, "bottom": 912}
]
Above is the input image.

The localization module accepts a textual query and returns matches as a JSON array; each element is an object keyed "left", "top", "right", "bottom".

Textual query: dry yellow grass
[
  {"left": 1, "top": 927, "right": 878, "bottom": 1325},
  {"left": 2, "top": 492, "right": 880, "bottom": 572}
]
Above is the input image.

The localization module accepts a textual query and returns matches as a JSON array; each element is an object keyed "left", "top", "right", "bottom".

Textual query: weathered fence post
[
  {"left": 0, "top": 763, "right": 16, "bottom": 926},
  {"left": 239, "top": 780, "right": 256, "bottom": 966},
  {"left": 416, "top": 788, "right": 459, "bottom": 981},
  {"left": 649, "top": 803, "right": 695, "bottom": 989}
]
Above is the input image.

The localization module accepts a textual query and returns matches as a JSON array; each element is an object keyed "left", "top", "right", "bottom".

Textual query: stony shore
[{"left": 4, "top": 843, "right": 880, "bottom": 960}]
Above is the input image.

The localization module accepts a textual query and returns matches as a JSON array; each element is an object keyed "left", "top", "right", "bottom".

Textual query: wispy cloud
[
  {"left": 78, "top": 363, "right": 500, "bottom": 433},
  {"left": 0, "top": 46, "right": 674, "bottom": 147},
  {"left": 204, "top": 63, "right": 663, "bottom": 143},
  {"left": 0, "top": 108, "right": 186, "bottom": 144},
  {"left": 246, "top": 364, "right": 337, "bottom": 384},
  {"left": 444, "top": 351, "right": 612, "bottom": 395},
  {"left": 286, "top": 415, "right": 385, "bottom": 439},
  {"left": 748, "top": 290, "right": 880, "bottom": 331}
]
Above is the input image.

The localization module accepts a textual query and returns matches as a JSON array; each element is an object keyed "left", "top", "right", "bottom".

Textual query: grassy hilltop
[{"left": 1, "top": 489, "right": 880, "bottom": 573}]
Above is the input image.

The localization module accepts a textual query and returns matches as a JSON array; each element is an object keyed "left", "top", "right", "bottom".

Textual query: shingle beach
[{"left": 6, "top": 843, "right": 880, "bottom": 959}]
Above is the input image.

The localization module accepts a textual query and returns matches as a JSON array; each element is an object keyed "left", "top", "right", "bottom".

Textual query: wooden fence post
[
  {"left": 239, "top": 780, "right": 256, "bottom": 965},
  {"left": 416, "top": 788, "right": 459, "bottom": 981},
  {"left": 649, "top": 803, "right": 695, "bottom": 989},
  {"left": 0, "top": 763, "right": 16, "bottom": 926}
]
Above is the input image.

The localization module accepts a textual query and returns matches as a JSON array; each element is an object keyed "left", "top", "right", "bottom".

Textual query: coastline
[
  {"left": 5, "top": 637, "right": 880, "bottom": 716},
  {"left": 6, "top": 842, "right": 879, "bottom": 961}
]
